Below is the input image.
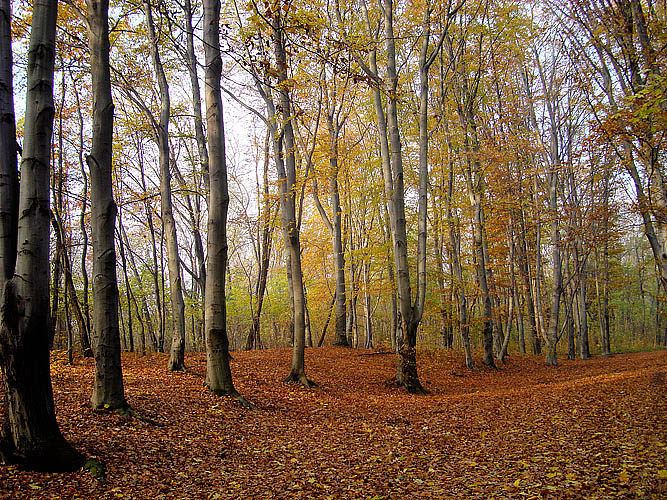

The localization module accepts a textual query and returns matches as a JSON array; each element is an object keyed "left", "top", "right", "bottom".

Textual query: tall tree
[
  {"left": 312, "top": 74, "right": 350, "bottom": 347},
  {"left": 0, "top": 0, "right": 83, "bottom": 470},
  {"left": 352, "top": 0, "right": 434, "bottom": 392},
  {"left": 203, "top": 0, "right": 240, "bottom": 398},
  {"left": 266, "top": 1, "right": 312, "bottom": 385},
  {"left": 87, "top": 0, "right": 128, "bottom": 409},
  {"left": 143, "top": 0, "right": 187, "bottom": 371},
  {"left": 0, "top": 0, "right": 18, "bottom": 294}
]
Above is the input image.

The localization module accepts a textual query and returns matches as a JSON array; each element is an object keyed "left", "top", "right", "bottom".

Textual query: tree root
[
  {"left": 114, "top": 407, "right": 166, "bottom": 427},
  {"left": 183, "top": 367, "right": 205, "bottom": 378},
  {"left": 206, "top": 387, "right": 254, "bottom": 409},
  {"left": 283, "top": 372, "right": 318, "bottom": 388}
]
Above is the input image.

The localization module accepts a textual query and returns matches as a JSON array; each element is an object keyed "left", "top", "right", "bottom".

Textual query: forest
[{"left": 0, "top": 0, "right": 666, "bottom": 493}]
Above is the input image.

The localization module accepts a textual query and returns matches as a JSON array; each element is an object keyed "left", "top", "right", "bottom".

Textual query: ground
[{"left": 0, "top": 347, "right": 665, "bottom": 499}]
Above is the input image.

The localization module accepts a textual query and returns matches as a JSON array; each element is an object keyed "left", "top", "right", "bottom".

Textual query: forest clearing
[{"left": 1, "top": 347, "right": 665, "bottom": 499}]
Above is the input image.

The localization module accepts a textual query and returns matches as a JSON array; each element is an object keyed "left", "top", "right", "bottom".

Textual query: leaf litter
[{"left": 0, "top": 347, "right": 665, "bottom": 499}]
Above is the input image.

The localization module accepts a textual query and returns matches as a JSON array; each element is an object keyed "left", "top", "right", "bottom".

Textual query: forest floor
[{"left": 0, "top": 347, "right": 666, "bottom": 499}]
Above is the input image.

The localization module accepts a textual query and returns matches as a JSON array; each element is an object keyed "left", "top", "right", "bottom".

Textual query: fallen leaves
[{"left": 0, "top": 348, "right": 665, "bottom": 499}]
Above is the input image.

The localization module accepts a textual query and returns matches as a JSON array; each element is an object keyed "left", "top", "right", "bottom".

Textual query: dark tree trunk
[
  {"left": 203, "top": 0, "right": 238, "bottom": 397},
  {"left": 87, "top": 0, "right": 127, "bottom": 410},
  {"left": 0, "top": 0, "right": 84, "bottom": 470}
]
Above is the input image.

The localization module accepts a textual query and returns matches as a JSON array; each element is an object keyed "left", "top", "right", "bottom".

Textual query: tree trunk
[
  {"left": 73, "top": 86, "right": 92, "bottom": 355},
  {"left": 87, "top": 0, "right": 127, "bottom": 410},
  {"left": 0, "top": 0, "right": 84, "bottom": 469},
  {"left": 0, "top": 0, "right": 18, "bottom": 293},
  {"left": 443, "top": 122, "right": 474, "bottom": 369},
  {"left": 269, "top": 11, "right": 311, "bottom": 386},
  {"left": 245, "top": 137, "right": 274, "bottom": 351},
  {"left": 142, "top": 0, "right": 186, "bottom": 371},
  {"left": 203, "top": 0, "right": 237, "bottom": 397},
  {"left": 325, "top": 90, "right": 348, "bottom": 347},
  {"left": 50, "top": 214, "right": 92, "bottom": 357}
]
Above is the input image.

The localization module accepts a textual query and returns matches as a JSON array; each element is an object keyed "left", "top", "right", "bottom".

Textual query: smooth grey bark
[
  {"left": 269, "top": 11, "right": 311, "bottom": 386},
  {"left": 245, "top": 134, "right": 274, "bottom": 351},
  {"left": 142, "top": 0, "right": 186, "bottom": 371},
  {"left": 135, "top": 145, "right": 163, "bottom": 351},
  {"left": 600, "top": 165, "right": 612, "bottom": 356},
  {"left": 362, "top": 260, "right": 373, "bottom": 349},
  {"left": 116, "top": 213, "right": 134, "bottom": 352},
  {"left": 312, "top": 82, "right": 349, "bottom": 347},
  {"left": 355, "top": 0, "right": 428, "bottom": 393},
  {"left": 0, "top": 0, "right": 18, "bottom": 292},
  {"left": 87, "top": 0, "right": 127, "bottom": 410},
  {"left": 49, "top": 214, "right": 92, "bottom": 357},
  {"left": 73, "top": 84, "right": 92, "bottom": 354},
  {"left": 181, "top": 0, "right": 208, "bottom": 336},
  {"left": 518, "top": 206, "right": 540, "bottom": 354},
  {"left": 445, "top": 8, "right": 495, "bottom": 368},
  {"left": 203, "top": 0, "right": 237, "bottom": 397},
  {"left": 383, "top": 206, "right": 398, "bottom": 351},
  {"left": 0, "top": 0, "right": 84, "bottom": 470},
  {"left": 443, "top": 123, "right": 474, "bottom": 369},
  {"left": 182, "top": 0, "right": 210, "bottom": 196},
  {"left": 121, "top": 224, "right": 156, "bottom": 353}
]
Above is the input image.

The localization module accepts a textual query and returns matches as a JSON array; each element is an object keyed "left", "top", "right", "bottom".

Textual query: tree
[
  {"left": 142, "top": 0, "right": 187, "bottom": 371},
  {"left": 353, "top": 0, "right": 430, "bottom": 392},
  {"left": 312, "top": 73, "right": 350, "bottom": 348},
  {"left": 203, "top": 0, "right": 240, "bottom": 399},
  {"left": 87, "top": 0, "right": 128, "bottom": 409},
  {"left": 0, "top": 0, "right": 84, "bottom": 470},
  {"left": 0, "top": 0, "right": 18, "bottom": 295}
]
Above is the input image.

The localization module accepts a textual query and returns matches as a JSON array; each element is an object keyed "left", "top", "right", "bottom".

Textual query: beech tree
[
  {"left": 203, "top": 0, "right": 240, "bottom": 398},
  {"left": 0, "top": 0, "right": 83, "bottom": 470},
  {"left": 142, "top": 0, "right": 187, "bottom": 371},
  {"left": 87, "top": 0, "right": 128, "bottom": 409},
  {"left": 0, "top": 0, "right": 18, "bottom": 295},
  {"left": 352, "top": 0, "right": 430, "bottom": 392}
]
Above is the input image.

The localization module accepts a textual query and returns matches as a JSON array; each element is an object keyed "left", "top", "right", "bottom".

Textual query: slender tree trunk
[
  {"left": 245, "top": 140, "right": 274, "bottom": 351},
  {"left": 317, "top": 293, "right": 336, "bottom": 347},
  {"left": 443, "top": 122, "right": 474, "bottom": 369},
  {"left": 544, "top": 168, "right": 562, "bottom": 366},
  {"left": 87, "top": 0, "right": 127, "bottom": 410},
  {"left": 326, "top": 91, "right": 348, "bottom": 347},
  {"left": 203, "top": 0, "right": 238, "bottom": 397},
  {"left": 518, "top": 208, "right": 540, "bottom": 354},
  {"left": 73, "top": 85, "right": 92, "bottom": 354},
  {"left": 182, "top": 0, "right": 210, "bottom": 196},
  {"left": 269, "top": 11, "right": 311, "bottom": 386},
  {"left": 0, "top": 0, "right": 84, "bottom": 469},
  {"left": 50, "top": 214, "right": 92, "bottom": 357},
  {"left": 116, "top": 219, "right": 134, "bottom": 353},
  {"left": 0, "top": 0, "right": 18, "bottom": 293},
  {"left": 121, "top": 225, "right": 154, "bottom": 354},
  {"left": 362, "top": 261, "right": 373, "bottom": 349},
  {"left": 142, "top": 0, "right": 186, "bottom": 371}
]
